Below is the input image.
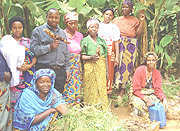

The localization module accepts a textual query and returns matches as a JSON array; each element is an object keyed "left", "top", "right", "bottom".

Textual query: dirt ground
[{"left": 112, "top": 106, "right": 180, "bottom": 131}]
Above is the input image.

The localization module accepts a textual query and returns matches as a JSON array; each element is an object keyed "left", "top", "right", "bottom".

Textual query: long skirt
[
  {"left": 83, "top": 57, "right": 108, "bottom": 110},
  {"left": 114, "top": 37, "right": 138, "bottom": 89},
  {"left": 10, "top": 72, "right": 25, "bottom": 112},
  {"left": 129, "top": 88, "right": 161, "bottom": 118},
  {"left": 63, "top": 53, "right": 82, "bottom": 108},
  {"left": 107, "top": 42, "right": 115, "bottom": 94},
  {"left": 0, "top": 80, "right": 12, "bottom": 131}
]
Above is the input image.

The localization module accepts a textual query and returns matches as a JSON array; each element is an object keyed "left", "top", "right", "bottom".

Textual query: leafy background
[{"left": 0, "top": 0, "right": 180, "bottom": 77}]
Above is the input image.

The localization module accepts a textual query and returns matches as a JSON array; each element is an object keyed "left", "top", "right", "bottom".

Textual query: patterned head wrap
[
  {"left": 123, "top": 0, "right": 134, "bottom": 7},
  {"left": 9, "top": 16, "right": 25, "bottom": 30},
  {"left": 86, "top": 17, "right": 99, "bottom": 29},
  {"left": 29, "top": 68, "right": 56, "bottom": 96},
  {"left": 64, "top": 12, "right": 78, "bottom": 23},
  {"left": 141, "top": 52, "right": 158, "bottom": 65}
]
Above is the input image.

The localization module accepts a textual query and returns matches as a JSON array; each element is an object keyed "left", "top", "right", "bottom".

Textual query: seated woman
[
  {"left": 13, "top": 69, "right": 68, "bottom": 131},
  {"left": 129, "top": 52, "right": 168, "bottom": 118}
]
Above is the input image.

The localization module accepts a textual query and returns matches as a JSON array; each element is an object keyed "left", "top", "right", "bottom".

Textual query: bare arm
[
  {"left": 55, "top": 104, "right": 68, "bottom": 115},
  {"left": 81, "top": 54, "right": 99, "bottom": 61},
  {"left": 136, "top": 13, "right": 145, "bottom": 37},
  {"left": 31, "top": 108, "right": 57, "bottom": 125}
]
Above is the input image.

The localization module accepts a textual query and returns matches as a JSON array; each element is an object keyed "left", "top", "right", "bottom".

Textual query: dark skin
[
  {"left": 31, "top": 76, "right": 68, "bottom": 125},
  {"left": 121, "top": 4, "right": 145, "bottom": 36},
  {"left": 4, "top": 72, "right": 11, "bottom": 83},
  {"left": 47, "top": 9, "right": 71, "bottom": 82},
  {"left": 118, "top": 4, "right": 145, "bottom": 100},
  {"left": 65, "top": 20, "right": 78, "bottom": 38},
  {"left": 103, "top": 10, "right": 119, "bottom": 67},
  {"left": 11, "top": 21, "right": 37, "bottom": 72},
  {"left": 142, "top": 55, "right": 168, "bottom": 112},
  {"left": 81, "top": 23, "right": 99, "bottom": 61}
]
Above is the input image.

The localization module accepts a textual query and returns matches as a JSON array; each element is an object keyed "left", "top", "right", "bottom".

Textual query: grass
[{"left": 50, "top": 104, "right": 126, "bottom": 131}]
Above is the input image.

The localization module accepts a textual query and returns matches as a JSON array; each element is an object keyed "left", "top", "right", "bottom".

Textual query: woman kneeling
[
  {"left": 13, "top": 69, "right": 68, "bottom": 130},
  {"left": 129, "top": 52, "right": 168, "bottom": 117}
]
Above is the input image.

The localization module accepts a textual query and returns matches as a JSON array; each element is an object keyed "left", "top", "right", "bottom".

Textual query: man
[{"left": 30, "top": 8, "right": 70, "bottom": 93}]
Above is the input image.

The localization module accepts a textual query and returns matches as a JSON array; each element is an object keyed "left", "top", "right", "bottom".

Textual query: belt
[
  {"left": 38, "top": 64, "right": 63, "bottom": 70},
  {"left": 49, "top": 65, "right": 61, "bottom": 69}
]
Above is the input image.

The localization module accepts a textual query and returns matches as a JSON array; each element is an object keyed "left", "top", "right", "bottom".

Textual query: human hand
[
  {"left": 162, "top": 98, "right": 168, "bottom": 112},
  {"left": 91, "top": 54, "right": 99, "bottom": 61},
  {"left": 50, "top": 40, "right": 60, "bottom": 50},
  {"left": 4, "top": 71, "right": 11, "bottom": 83},
  {"left": 50, "top": 108, "right": 57, "bottom": 113},
  {"left": 143, "top": 96, "right": 154, "bottom": 107},
  {"left": 139, "top": 13, "right": 145, "bottom": 22},
  {"left": 66, "top": 71, "right": 71, "bottom": 82},
  {"left": 17, "top": 63, "right": 31, "bottom": 71},
  {"left": 114, "top": 57, "right": 119, "bottom": 67}
]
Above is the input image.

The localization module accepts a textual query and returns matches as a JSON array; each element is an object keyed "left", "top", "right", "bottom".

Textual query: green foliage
[
  {"left": 50, "top": 105, "right": 126, "bottom": 131},
  {"left": 162, "top": 81, "right": 180, "bottom": 99}
]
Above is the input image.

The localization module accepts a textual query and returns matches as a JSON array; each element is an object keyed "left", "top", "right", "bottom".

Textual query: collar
[
  {"left": 65, "top": 28, "right": 78, "bottom": 39},
  {"left": 46, "top": 23, "right": 61, "bottom": 31}
]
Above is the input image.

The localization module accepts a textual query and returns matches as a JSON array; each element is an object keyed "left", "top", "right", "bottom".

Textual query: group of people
[{"left": 0, "top": 0, "right": 168, "bottom": 130}]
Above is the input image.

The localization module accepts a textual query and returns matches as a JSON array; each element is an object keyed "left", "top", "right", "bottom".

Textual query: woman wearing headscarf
[
  {"left": 0, "top": 16, "right": 37, "bottom": 111},
  {"left": 98, "top": 8, "right": 120, "bottom": 94},
  {"left": 63, "top": 12, "right": 83, "bottom": 107},
  {"left": 80, "top": 18, "right": 108, "bottom": 110},
  {"left": 0, "top": 51, "right": 12, "bottom": 131},
  {"left": 112, "top": 0, "right": 145, "bottom": 101},
  {"left": 129, "top": 52, "right": 168, "bottom": 117},
  {"left": 13, "top": 69, "right": 68, "bottom": 131}
]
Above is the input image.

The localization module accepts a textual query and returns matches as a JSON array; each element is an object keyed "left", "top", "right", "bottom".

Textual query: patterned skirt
[
  {"left": 63, "top": 53, "right": 82, "bottom": 108},
  {"left": 129, "top": 88, "right": 161, "bottom": 118},
  {"left": 0, "top": 80, "right": 12, "bottom": 131},
  {"left": 83, "top": 57, "right": 108, "bottom": 110},
  {"left": 114, "top": 37, "right": 138, "bottom": 89}
]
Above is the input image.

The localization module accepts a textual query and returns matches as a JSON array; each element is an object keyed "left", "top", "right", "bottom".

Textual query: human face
[
  {"left": 103, "top": 10, "right": 114, "bottom": 24},
  {"left": 88, "top": 22, "right": 99, "bottom": 37},
  {"left": 11, "top": 21, "right": 23, "bottom": 40},
  {"left": 146, "top": 55, "right": 156, "bottom": 70},
  {"left": 47, "top": 10, "right": 60, "bottom": 30},
  {"left": 122, "top": 4, "right": 132, "bottom": 16},
  {"left": 36, "top": 76, "right": 51, "bottom": 96},
  {"left": 66, "top": 20, "right": 78, "bottom": 32}
]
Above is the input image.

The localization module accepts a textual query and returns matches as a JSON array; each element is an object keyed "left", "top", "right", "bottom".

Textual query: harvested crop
[{"left": 50, "top": 104, "right": 126, "bottom": 131}]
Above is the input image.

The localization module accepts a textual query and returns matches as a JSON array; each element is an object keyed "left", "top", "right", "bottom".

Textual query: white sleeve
[{"left": 112, "top": 24, "right": 120, "bottom": 41}]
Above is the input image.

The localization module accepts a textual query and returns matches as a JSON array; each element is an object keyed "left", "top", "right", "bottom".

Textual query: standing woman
[
  {"left": 0, "top": 51, "right": 12, "bottom": 131},
  {"left": 0, "top": 16, "right": 37, "bottom": 111},
  {"left": 112, "top": 0, "right": 145, "bottom": 100},
  {"left": 63, "top": 12, "right": 83, "bottom": 107},
  {"left": 81, "top": 18, "right": 108, "bottom": 110},
  {"left": 98, "top": 8, "right": 120, "bottom": 94}
]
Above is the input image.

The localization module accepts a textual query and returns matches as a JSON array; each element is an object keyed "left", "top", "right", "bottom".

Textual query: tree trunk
[
  {"left": 177, "top": 12, "right": 180, "bottom": 68},
  {"left": 24, "top": 6, "right": 30, "bottom": 38}
]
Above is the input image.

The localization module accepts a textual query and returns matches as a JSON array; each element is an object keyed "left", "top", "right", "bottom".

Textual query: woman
[
  {"left": 0, "top": 16, "right": 37, "bottom": 111},
  {"left": 63, "top": 12, "right": 83, "bottom": 107},
  {"left": 13, "top": 69, "right": 68, "bottom": 131},
  {"left": 129, "top": 52, "right": 168, "bottom": 117},
  {"left": 98, "top": 8, "right": 120, "bottom": 94},
  {"left": 81, "top": 18, "right": 108, "bottom": 110},
  {"left": 112, "top": 0, "right": 145, "bottom": 100},
  {"left": 0, "top": 51, "right": 12, "bottom": 131}
]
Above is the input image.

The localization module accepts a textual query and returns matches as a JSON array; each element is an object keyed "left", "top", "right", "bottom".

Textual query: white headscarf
[{"left": 86, "top": 17, "right": 99, "bottom": 29}]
